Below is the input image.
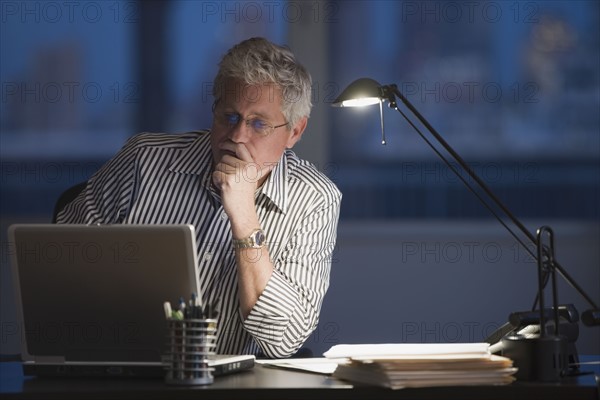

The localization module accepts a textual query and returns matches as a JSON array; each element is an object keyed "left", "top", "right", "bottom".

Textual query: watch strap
[{"left": 232, "top": 229, "right": 266, "bottom": 249}]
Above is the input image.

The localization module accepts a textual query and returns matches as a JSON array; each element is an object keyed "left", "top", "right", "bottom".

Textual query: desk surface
[{"left": 1, "top": 361, "right": 599, "bottom": 400}]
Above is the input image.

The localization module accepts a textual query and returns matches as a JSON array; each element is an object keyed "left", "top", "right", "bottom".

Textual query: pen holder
[{"left": 164, "top": 318, "right": 217, "bottom": 385}]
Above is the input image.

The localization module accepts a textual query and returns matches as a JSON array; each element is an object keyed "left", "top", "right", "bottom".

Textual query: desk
[{"left": 1, "top": 361, "right": 598, "bottom": 400}]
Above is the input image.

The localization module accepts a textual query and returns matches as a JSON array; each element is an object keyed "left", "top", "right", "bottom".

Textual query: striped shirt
[{"left": 56, "top": 131, "right": 342, "bottom": 358}]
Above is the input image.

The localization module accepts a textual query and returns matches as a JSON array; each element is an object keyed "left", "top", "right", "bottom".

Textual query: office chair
[{"left": 51, "top": 181, "right": 87, "bottom": 223}]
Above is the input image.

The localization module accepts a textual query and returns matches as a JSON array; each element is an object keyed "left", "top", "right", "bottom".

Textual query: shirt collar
[{"left": 259, "top": 152, "right": 288, "bottom": 214}]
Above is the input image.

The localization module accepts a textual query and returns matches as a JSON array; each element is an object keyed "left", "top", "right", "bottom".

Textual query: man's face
[{"left": 210, "top": 80, "right": 306, "bottom": 182}]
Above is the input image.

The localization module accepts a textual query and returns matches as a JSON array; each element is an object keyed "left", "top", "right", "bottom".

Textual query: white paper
[
  {"left": 323, "top": 343, "right": 490, "bottom": 359},
  {"left": 256, "top": 357, "right": 339, "bottom": 375}
]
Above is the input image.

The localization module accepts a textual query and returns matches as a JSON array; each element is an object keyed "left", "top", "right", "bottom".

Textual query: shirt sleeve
[
  {"left": 55, "top": 135, "right": 142, "bottom": 224},
  {"left": 242, "top": 193, "right": 342, "bottom": 358}
]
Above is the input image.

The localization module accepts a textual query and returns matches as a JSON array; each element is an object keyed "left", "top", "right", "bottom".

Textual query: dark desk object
[
  {"left": 51, "top": 181, "right": 86, "bottom": 223},
  {"left": 2, "top": 360, "right": 599, "bottom": 400}
]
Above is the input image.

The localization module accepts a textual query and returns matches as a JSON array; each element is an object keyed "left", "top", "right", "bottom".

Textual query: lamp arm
[{"left": 385, "top": 84, "right": 599, "bottom": 311}]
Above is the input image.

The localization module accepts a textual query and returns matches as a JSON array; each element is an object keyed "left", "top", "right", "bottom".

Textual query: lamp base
[{"left": 500, "top": 334, "right": 567, "bottom": 382}]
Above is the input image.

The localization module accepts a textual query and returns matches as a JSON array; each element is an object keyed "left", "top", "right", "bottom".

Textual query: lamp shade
[{"left": 332, "top": 78, "right": 384, "bottom": 107}]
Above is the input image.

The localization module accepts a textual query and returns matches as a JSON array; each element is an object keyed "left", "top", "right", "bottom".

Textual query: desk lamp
[{"left": 332, "top": 78, "right": 599, "bottom": 381}]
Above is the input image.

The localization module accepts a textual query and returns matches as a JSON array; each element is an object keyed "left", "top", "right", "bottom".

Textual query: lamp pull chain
[{"left": 379, "top": 100, "right": 386, "bottom": 145}]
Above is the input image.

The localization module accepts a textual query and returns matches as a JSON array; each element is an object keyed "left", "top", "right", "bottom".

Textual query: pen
[
  {"left": 178, "top": 297, "right": 187, "bottom": 319},
  {"left": 172, "top": 310, "right": 184, "bottom": 320},
  {"left": 203, "top": 298, "right": 220, "bottom": 319},
  {"left": 189, "top": 292, "right": 199, "bottom": 318},
  {"left": 163, "top": 301, "right": 172, "bottom": 320},
  {"left": 195, "top": 293, "right": 205, "bottom": 318},
  {"left": 165, "top": 294, "right": 215, "bottom": 320}
]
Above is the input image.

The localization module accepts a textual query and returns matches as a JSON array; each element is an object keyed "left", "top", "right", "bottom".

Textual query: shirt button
[
  {"left": 203, "top": 252, "right": 212, "bottom": 261},
  {"left": 220, "top": 212, "right": 228, "bottom": 220}
]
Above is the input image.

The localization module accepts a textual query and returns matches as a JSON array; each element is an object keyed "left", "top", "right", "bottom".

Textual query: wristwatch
[{"left": 232, "top": 229, "right": 266, "bottom": 250}]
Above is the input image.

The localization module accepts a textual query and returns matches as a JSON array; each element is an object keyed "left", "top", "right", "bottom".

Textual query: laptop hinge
[{"left": 30, "top": 356, "right": 66, "bottom": 364}]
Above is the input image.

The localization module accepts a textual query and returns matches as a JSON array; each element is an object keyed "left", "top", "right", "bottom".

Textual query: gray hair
[{"left": 213, "top": 37, "right": 312, "bottom": 127}]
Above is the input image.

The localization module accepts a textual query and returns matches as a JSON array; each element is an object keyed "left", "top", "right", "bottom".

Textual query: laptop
[{"left": 8, "top": 224, "right": 254, "bottom": 377}]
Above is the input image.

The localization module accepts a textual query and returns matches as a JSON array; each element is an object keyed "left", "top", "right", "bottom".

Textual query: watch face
[{"left": 254, "top": 230, "right": 266, "bottom": 246}]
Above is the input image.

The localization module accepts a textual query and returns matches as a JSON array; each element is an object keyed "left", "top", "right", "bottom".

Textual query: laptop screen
[{"left": 9, "top": 224, "right": 200, "bottom": 363}]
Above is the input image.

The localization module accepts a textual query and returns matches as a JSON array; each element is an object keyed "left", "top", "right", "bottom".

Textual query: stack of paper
[{"left": 324, "top": 343, "right": 517, "bottom": 390}]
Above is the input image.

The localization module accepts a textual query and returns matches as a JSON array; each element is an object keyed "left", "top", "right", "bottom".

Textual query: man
[{"left": 56, "top": 37, "right": 342, "bottom": 358}]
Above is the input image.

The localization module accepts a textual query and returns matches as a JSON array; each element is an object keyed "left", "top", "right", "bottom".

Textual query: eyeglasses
[{"left": 214, "top": 111, "right": 289, "bottom": 137}]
